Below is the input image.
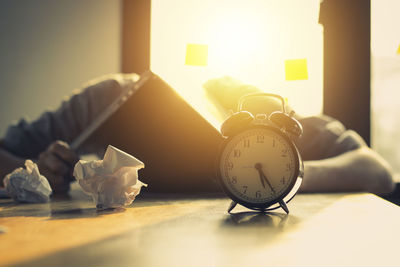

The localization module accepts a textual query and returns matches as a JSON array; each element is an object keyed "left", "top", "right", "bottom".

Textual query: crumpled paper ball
[
  {"left": 73, "top": 145, "right": 147, "bottom": 210},
  {"left": 4, "top": 160, "right": 52, "bottom": 203}
]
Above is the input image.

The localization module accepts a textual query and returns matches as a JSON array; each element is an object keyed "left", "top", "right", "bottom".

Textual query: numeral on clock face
[
  {"left": 227, "top": 162, "right": 234, "bottom": 170},
  {"left": 286, "top": 163, "right": 291, "bottom": 171},
  {"left": 243, "top": 139, "right": 250, "bottom": 148},
  {"left": 220, "top": 127, "right": 299, "bottom": 205},
  {"left": 231, "top": 176, "right": 237, "bottom": 184},
  {"left": 242, "top": 186, "right": 248, "bottom": 194},
  {"left": 234, "top": 149, "right": 241, "bottom": 158}
]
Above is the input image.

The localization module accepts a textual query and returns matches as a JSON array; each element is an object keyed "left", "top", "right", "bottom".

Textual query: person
[{"left": 0, "top": 73, "right": 395, "bottom": 196}]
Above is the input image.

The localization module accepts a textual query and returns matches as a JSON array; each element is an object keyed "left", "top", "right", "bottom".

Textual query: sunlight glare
[{"left": 151, "top": 0, "right": 323, "bottom": 122}]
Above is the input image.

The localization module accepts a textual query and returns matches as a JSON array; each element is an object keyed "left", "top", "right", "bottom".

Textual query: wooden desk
[{"left": 0, "top": 188, "right": 399, "bottom": 267}]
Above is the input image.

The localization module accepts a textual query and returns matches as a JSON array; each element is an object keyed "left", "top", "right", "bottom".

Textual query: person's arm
[
  {"left": 0, "top": 140, "right": 25, "bottom": 186},
  {"left": 299, "top": 147, "right": 395, "bottom": 195},
  {"left": 202, "top": 77, "right": 395, "bottom": 195},
  {"left": 1, "top": 139, "right": 78, "bottom": 193},
  {"left": 0, "top": 73, "right": 139, "bottom": 193},
  {"left": 294, "top": 115, "right": 395, "bottom": 196}
]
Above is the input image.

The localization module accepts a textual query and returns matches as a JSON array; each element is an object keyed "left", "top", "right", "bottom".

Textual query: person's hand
[{"left": 37, "top": 141, "right": 79, "bottom": 194}]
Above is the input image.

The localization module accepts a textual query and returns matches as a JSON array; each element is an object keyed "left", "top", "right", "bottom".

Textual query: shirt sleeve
[
  {"left": 294, "top": 115, "right": 367, "bottom": 161},
  {"left": 1, "top": 73, "right": 139, "bottom": 158}
]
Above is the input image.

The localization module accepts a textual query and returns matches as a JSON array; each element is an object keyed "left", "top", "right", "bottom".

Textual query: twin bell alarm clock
[{"left": 217, "top": 93, "right": 304, "bottom": 214}]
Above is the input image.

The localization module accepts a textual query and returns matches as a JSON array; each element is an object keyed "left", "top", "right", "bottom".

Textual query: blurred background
[
  {"left": 151, "top": 0, "right": 323, "bottom": 118},
  {"left": 0, "top": 0, "right": 399, "bottom": 177},
  {"left": 371, "top": 0, "right": 400, "bottom": 179},
  {"left": 0, "top": 0, "right": 121, "bottom": 136}
]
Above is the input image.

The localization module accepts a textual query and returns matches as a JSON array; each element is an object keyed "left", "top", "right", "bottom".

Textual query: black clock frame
[{"left": 216, "top": 124, "right": 302, "bottom": 211}]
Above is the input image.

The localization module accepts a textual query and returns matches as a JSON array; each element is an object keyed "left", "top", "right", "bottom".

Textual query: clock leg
[
  {"left": 279, "top": 200, "right": 289, "bottom": 214},
  {"left": 227, "top": 201, "right": 237, "bottom": 213}
]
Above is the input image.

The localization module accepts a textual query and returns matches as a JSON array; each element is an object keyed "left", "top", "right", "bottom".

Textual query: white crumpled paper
[
  {"left": 4, "top": 160, "right": 52, "bottom": 203},
  {"left": 73, "top": 145, "right": 147, "bottom": 210}
]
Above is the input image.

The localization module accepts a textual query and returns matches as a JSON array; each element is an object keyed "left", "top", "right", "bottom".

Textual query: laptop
[{"left": 74, "top": 71, "right": 224, "bottom": 192}]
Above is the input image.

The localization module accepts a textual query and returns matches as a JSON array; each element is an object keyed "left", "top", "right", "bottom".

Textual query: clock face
[{"left": 218, "top": 126, "right": 299, "bottom": 208}]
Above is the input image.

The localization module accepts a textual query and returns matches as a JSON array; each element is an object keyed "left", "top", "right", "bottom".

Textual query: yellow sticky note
[
  {"left": 397, "top": 44, "right": 400, "bottom": 55},
  {"left": 285, "top": 58, "right": 308, "bottom": 81},
  {"left": 185, "top": 44, "right": 208, "bottom": 66}
]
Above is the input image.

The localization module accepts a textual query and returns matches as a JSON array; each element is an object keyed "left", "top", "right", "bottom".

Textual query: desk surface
[{"left": 0, "top": 188, "right": 399, "bottom": 267}]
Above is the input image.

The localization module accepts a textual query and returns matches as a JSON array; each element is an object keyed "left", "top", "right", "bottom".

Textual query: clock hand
[
  {"left": 255, "top": 163, "right": 276, "bottom": 193},
  {"left": 261, "top": 172, "right": 276, "bottom": 194},
  {"left": 258, "top": 171, "right": 266, "bottom": 188},
  {"left": 254, "top": 163, "right": 266, "bottom": 188}
]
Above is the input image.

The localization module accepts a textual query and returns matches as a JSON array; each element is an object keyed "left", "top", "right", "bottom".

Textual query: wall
[
  {"left": 371, "top": 0, "right": 400, "bottom": 176},
  {"left": 0, "top": 0, "right": 121, "bottom": 137}
]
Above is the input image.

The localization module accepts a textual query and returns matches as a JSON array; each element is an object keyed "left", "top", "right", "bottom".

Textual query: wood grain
[{"left": 0, "top": 192, "right": 399, "bottom": 267}]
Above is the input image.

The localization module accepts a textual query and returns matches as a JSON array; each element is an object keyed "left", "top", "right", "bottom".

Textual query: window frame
[{"left": 122, "top": 0, "right": 372, "bottom": 145}]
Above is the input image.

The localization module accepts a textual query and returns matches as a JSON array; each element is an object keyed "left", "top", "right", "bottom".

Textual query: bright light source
[
  {"left": 151, "top": 0, "right": 323, "bottom": 119},
  {"left": 208, "top": 13, "right": 263, "bottom": 74}
]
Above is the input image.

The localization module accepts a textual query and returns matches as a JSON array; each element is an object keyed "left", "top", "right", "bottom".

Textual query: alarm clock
[{"left": 217, "top": 93, "right": 304, "bottom": 214}]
